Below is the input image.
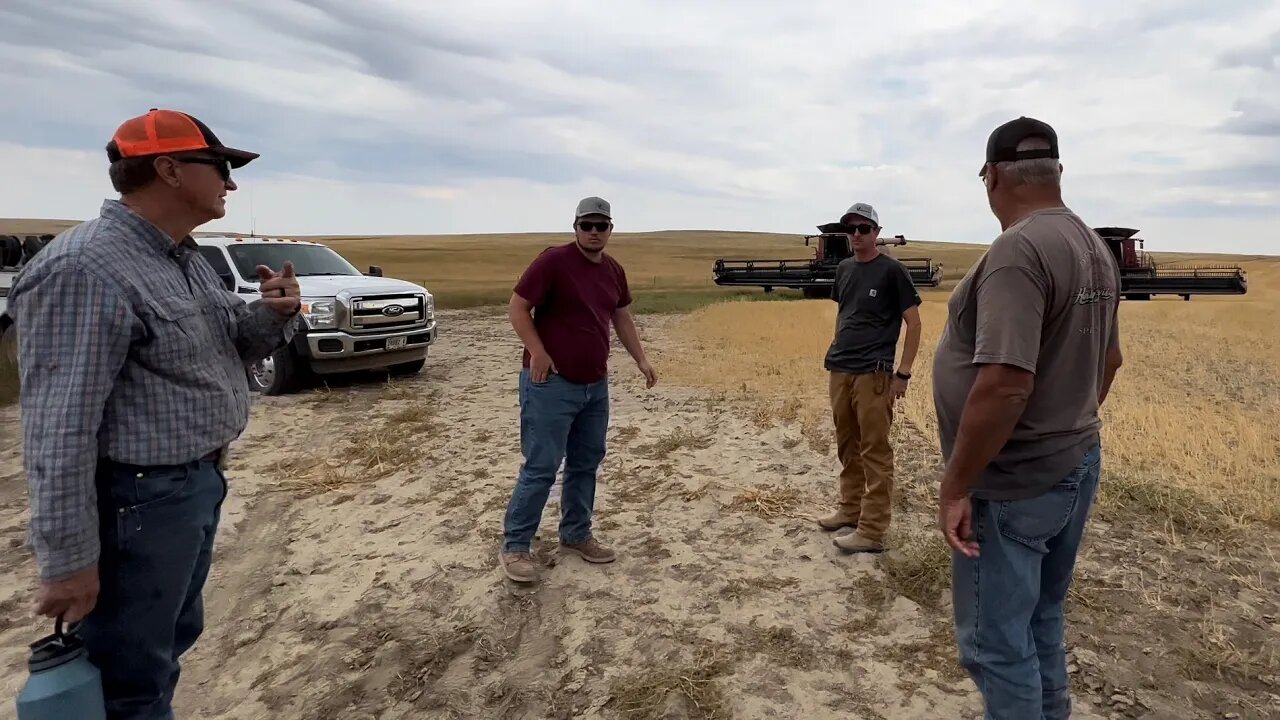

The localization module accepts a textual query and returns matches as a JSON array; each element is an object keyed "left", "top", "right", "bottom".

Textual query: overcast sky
[{"left": 1, "top": 0, "right": 1277, "bottom": 252}]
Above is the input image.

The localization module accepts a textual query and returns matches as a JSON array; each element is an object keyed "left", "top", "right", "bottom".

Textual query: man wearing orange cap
[{"left": 8, "top": 109, "right": 300, "bottom": 719}]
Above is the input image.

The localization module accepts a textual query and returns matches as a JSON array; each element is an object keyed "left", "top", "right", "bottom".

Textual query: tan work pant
[{"left": 828, "top": 371, "right": 895, "bottom": 541}]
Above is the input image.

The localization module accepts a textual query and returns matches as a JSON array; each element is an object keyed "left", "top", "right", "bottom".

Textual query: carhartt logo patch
[{"left": 869, "top": 289, "right": 878, "bottom": 297}]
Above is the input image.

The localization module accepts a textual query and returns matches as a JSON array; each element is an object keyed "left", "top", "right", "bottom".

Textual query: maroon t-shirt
[{"left": 513, "top": 242, "right": 633, "bottom": 384}]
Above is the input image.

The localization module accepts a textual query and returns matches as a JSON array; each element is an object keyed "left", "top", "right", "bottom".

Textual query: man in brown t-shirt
[
  {"left": 498, "top": 196, "right": 658, "bottom": 584},
  {"left": 932, "top": 117, "right": 1124, "bottom": 719}
]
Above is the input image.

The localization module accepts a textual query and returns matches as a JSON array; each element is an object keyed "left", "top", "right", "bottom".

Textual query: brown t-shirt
[
  {"left": 931, "top": 207, "right": 1121, "bottom": 500},
  {"left": 513, "top": 242, "right": 632, "bottom": 384}
]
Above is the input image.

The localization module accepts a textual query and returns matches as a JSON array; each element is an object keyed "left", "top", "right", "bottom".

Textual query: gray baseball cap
[
  {"left": 840, "top": 202, "right": 879, "bottom": 226},
  {"left": 575, "top": 196, "right": 612, "bottom": 219}
]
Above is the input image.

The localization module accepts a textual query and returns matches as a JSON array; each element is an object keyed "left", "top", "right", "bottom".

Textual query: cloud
[
  {"left": 1219, "top": 31, "right": 1280, "bottom": 70},
  {"left": 1, "top": 0, "right": 1278, "bottom": 253}
]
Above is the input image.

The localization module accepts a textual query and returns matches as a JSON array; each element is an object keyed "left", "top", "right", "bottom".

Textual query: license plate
[{"left": 386, "top": 336, "right": 406, "bottom": 350}]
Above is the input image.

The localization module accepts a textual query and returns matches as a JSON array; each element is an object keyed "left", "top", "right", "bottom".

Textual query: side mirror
[
  {"left": 217, "top": 272, "right": 235, "bottom": 291},
  {"left": 366, "top": 265, "right": 384, "bottom": 277}
]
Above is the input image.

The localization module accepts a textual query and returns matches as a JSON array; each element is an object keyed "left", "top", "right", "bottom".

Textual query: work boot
[
  {"left": 499, "top": 551, "right": 537, "bottom": 583},
  {"left": 560, "top": 537, "right": 616, "bottom": 564},
  {"left": 833, "top": 530, "right": 884, "bottom": 554},
  {"left": 817, "top": 510, "right": 859, "bottom": 531}
]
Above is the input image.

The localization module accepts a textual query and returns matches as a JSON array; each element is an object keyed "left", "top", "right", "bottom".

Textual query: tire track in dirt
[
  {"left": 0, "top": 310, "right": 1106, "bottom": 719},
  {"left": 149, "top": 310, "right": 996, "bottom": 719},
  {"left": 3, "top": 306, "right": 1272, "bottom": 718}
]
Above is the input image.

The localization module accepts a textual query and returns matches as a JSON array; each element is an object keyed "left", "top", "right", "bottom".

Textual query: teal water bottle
[{"left": 15, "top": 617, "right": 106, "bottom": 720}]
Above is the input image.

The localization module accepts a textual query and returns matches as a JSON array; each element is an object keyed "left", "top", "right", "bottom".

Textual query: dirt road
[{"left": 1, "top": 310, "right": 1122, "bottom": 719}]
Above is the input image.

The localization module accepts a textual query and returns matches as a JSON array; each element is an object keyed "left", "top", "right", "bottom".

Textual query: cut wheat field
[
  {"left": 662, "top": 259, "right": 1280, "bottom": 534},
  {"left": 312, "top": 229, "right": 989, "bottom": 312},
  {"left": 1, "top": 224, "right": 1277, "bottom": 718},
  {"left": 310, "top": 224, "right": 1280, "bottom": 536}
]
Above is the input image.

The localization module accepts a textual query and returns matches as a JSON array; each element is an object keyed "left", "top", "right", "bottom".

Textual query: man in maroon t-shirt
[{"left": 498, "top": 196, "right": 658, "bottom": 583}]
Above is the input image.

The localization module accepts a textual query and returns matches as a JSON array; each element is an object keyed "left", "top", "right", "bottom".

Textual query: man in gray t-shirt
[
  {"left": 933, "top": 116, "right": 1124, "bottom": 719},
  {"left": 818, "top": 201, "right": 922, "bottom": 554}
]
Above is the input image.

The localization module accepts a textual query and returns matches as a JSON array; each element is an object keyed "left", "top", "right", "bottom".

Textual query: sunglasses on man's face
[
  {"left": 848, "top": 223, "right": 878, "bottom": 235},
  {"left": 177, "top": 156, "right": 232, "bottom": 182},
  {"left": 577, "top": 221, "right": 611, "bottom": 232}
]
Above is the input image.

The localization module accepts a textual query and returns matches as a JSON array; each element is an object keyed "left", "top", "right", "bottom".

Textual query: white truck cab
[{"left": 193, "top": 235, "right": 438, "bottom": 395}]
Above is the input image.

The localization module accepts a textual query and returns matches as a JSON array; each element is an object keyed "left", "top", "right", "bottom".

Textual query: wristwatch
[{"left": 894, "top": 370, "right": 912, "bottom": 381}]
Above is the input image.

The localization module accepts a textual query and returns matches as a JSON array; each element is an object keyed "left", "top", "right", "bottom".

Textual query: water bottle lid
[{"left": 27, "top": 616, "right": 87, "bottom": 672}]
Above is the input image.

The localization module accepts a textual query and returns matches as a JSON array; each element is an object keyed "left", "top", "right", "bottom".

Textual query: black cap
[{"left": 980, "top": 116, "right": 1058, "bottom": 177}]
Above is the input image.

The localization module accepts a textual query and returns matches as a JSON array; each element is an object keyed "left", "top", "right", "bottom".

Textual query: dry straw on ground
[
  {"left": 661, "top": 260, "right": 1280, "bottom": 535},
  {"left": 2, "top": 220, "right": 1274, "bottom": 718}
]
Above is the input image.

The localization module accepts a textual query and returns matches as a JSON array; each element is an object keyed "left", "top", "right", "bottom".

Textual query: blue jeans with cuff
[
  {"left": 80, "top": 455, "right": 228, "bottom": 720},
  {"left": 952, "top": 443, "right": 1102, "bottom": 720},
  {"left": 502, "top": 369, "right": 609, "bottom": 553}
]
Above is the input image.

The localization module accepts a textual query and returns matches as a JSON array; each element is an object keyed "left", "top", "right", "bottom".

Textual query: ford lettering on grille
[{"left": 382, "top": 304, "right": 405, "bottom": 317}]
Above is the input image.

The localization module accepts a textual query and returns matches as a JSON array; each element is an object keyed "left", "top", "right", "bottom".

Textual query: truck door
[{"left": 196, "top": 246, "right": 241, "bottom": 293}]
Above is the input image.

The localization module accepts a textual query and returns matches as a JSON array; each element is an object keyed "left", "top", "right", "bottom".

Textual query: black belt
[{"left": 99, "top": 447, "right": 224, "bottom": 473}]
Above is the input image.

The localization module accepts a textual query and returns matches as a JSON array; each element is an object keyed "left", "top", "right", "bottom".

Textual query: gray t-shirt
[
  {"left": 931, "top": 207, "right": 1122, "bottom": 500},
  {"left": 825, "top": 252, "right": 922, "bottom": 374}
]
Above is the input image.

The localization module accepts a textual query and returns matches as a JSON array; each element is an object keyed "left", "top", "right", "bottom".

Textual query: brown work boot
[
  {"left": 817, "top": 510, "right": 859, "bottom": 531},
  {"left": 833, "top": 530, "right": 884, "bottom": 554},
  {"left": 499, "top": 551, "right": 537, "bottom": 583},
  {"left": 560, "top": 537, "right": 616, "bottom": 564}
]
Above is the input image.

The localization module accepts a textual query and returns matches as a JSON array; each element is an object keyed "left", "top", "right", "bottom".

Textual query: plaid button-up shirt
[{"left": 9, "top": 199, "right": 298, "bottom": 581}]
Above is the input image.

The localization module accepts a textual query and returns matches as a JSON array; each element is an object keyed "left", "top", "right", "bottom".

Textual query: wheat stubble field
[{"left": 0, "top": 225, "right": 1277, "bottom": 719}]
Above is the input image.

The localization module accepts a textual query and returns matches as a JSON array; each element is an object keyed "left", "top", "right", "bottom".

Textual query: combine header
[
  {"left": 712, "top": 222, "right": 943, "bottom": 299},
  {"left": 1096, "top": 227, "right": 1248, "bottom": 300}
]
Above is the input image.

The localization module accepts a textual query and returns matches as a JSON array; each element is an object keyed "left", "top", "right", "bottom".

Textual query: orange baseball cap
[{"left": 106, "top": 108, "right": 259, "bottom": 168}]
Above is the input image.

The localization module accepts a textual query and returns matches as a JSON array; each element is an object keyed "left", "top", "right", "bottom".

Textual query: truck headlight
[
  {"left": 300, "top": 299, "right": 336, "bottom": 329},
  {"left": 425, "top": 293, "right": 435, "bottom": 318}
]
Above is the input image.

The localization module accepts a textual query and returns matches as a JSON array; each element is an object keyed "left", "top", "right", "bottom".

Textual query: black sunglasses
[
  {"left": 576, "top": 220, "right": 611, "bottom": 232},
  {"left": 176, "top": 156, "right": 231, "bottom": 181},
  {"left": 847, "top": 223, "right": 878, "bottom": 235}
]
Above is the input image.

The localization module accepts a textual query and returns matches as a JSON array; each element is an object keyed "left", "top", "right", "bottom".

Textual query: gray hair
[{"left": 993, "top": 137, "right": 1061, "bottom": 186}]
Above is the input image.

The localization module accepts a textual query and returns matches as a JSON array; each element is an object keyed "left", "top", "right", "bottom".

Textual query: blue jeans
[
  {"left": 502, "top": 369, "right": 610, "bottom": 553},
  {"left": 952, "top": 443, "right": 1102, "bottom": 720},
  {"left": 81, "top": 456, "right": 228, "bottom": 720}
]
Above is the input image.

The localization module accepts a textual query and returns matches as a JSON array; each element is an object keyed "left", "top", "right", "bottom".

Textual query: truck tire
[
  {"left": 0, "top": 236, "right": 22, "bottom": 267},
  {"left": 389, "top": 358, "right": 426, "bottom": 376},
  {"left": 247, "top": 346, "right": 299, "bottom": 395},
  {"left": 0, "top": 319, "right": 17, "bottom": 366}
]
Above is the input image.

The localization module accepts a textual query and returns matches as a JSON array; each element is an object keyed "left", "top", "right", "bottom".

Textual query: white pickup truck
[
  {"left": 193, "top": 235, "right": 438, "bottom": 395},
  {"left": 1, "top": 234, "right": 53, "bottom": 364},
  {"left": 1, "top": 233, "right": 438, "bottom": 396}
]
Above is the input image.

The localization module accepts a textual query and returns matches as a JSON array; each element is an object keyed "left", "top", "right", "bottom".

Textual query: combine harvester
[
  {"left": 710, "top": 223, "right": 1248, "bottom": 302},
  {"left": 711, "top": 222, "right": 944, "bottom": 299},
  {"left": 1095, "top": 226, "right": 1248, "bottom": 300}
]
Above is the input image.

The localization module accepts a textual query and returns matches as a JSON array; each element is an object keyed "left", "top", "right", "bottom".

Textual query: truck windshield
[{"left": 226, "top": 244, "right": 362, "bottom": 279}]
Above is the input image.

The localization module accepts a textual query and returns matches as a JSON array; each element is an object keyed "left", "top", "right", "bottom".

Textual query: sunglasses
[
  {"left": 847, "top": 223, "right": 878, "bottom": 235},
  {"left": 576, "top": 220, "right": 611, "bottom": 232},
  {"left": 176, "top": 156, "right": 231, "bottom": 181}
]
